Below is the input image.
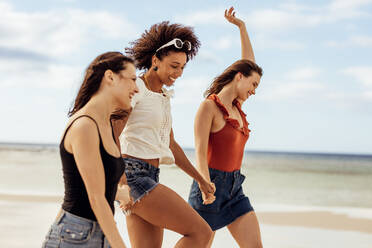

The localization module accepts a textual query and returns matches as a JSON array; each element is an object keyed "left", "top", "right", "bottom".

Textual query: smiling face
[
  {"left": 236, "top": 71, "right": 261, "bottom": 102},
  {"left": 112, "top": 63, "right": 138, "bottom": 109},
  {"left": 154, "top": 51, "right": 187, "bottom": 86}
]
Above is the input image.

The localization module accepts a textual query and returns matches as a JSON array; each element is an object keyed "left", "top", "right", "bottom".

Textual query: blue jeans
[
  {"left": 188, "top": 168, "right": 254, "bottom": 231},
  {"left": 123, "top": 157, "right": 160, "bottom": 203},
  {"left": 42, "top": 210, "right": 111, "bottom": 248}
]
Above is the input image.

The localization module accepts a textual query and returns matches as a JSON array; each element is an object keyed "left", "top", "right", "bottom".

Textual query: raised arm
[
  {"left": 225, "top": 7, "right": 255, "bottom": 62},
  {"left": 69, "top": 118, "right": 127, "bottom": 248}
]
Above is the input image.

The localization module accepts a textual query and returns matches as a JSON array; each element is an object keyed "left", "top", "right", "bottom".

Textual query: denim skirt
[
  {"left": 188, "top": 168, "right": 254, "bottom": 231},
  {"left": 123, "top": 157, "right": 160, "bottom": 203},
  {"left": 42, "top": 210, "right": 110, "bottom": 248}
]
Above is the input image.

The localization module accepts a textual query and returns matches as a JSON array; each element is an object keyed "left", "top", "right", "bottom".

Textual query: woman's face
[
  {"left": 155, "top": 51, "right": 187, "bottom": 87},
  {"left": 236, "top": 71, "right": 261, "bottom": 102},
  {"left": 114, "top": 63, "right": 138, "bottom": 109}
]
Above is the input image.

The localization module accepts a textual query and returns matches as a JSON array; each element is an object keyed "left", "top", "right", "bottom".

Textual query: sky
[{"left": 1, "top": 0, "right": 372, "bottom": 155}]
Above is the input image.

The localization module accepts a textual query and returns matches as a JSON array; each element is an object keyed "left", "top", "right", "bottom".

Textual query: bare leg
[
  {"left": 206, "top": 231, "right": 216, "bottom": 248},
  {"left": 227, "top": 211, "right": 263, "bottom": 248},
  {"left": 130, "top": 184, "right": 213, "bottom": 248},
  {"left": 126, "top": 213, "right": 164, "bottom": 248}
]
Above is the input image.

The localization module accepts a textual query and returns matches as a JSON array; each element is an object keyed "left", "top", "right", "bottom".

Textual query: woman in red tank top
[{"left": 188, "top": 7, "right": 264, "bottom": 248}]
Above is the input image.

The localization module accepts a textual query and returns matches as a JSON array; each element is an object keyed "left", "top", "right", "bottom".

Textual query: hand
[
  {"left": 199, "top": 179, "right": 216, "bottom": 204},
  {"left": 202, "top": 190, "right": 216, "bottom": 205},
  {"left": 116, "top": 184, "right": 134, "bottom": 215},
  {"left": 224, "top": 6, "right": 245, "bottom": 28}
]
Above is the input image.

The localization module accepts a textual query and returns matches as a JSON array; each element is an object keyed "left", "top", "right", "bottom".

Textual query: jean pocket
[
  {"left": 60, "top": 222, "right": 92, "bottom": 244},
  {"left": 190, "top": 179, "right": 222, "bottom": 214},
  {"left": 231, "top": 173, "right": 246, "bottom": 196}
]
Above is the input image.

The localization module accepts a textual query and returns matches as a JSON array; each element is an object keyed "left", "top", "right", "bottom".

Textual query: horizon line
[{"left": 1, "top": 141, "right": 372, "bottom": 157}]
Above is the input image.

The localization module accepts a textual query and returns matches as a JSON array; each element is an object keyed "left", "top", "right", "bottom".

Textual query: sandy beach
[
  {"left": 1, "top": 146, "right": 372, "bottom": 247},
  {"left": 1, "top": 193, "right": 372, "bottom": 248}
]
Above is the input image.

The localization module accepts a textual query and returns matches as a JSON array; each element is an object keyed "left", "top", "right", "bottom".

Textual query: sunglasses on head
[{"left": 156, "top": 38, "right": 192, "bottom": 53}]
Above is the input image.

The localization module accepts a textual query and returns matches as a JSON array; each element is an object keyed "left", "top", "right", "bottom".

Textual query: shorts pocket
[
  {"left": 231, "top": 173, "right": 246, "bottom": 197},
  {"left": 189, "top": 175, "right": 223, "bottom": 214},
  {"left": 60, "top": 222, "right": 92, "bottom": 244}
]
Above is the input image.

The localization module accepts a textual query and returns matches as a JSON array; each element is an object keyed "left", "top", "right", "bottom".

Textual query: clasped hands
[{"left": 199, "top": 179, "right": 216, "bottom": 205}]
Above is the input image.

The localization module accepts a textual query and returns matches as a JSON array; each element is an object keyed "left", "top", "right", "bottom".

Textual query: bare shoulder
[
  {"left": 198, "top": 98, "right": 219, "bottom": 115},
  {"left": 67, "top": 116, "right": 99, "bottom": 141},
  {"left": 199, "top": 98, "right": 217, "bottom": 111}
]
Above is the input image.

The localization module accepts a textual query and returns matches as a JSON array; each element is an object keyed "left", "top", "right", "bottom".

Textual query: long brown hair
[
  {"left": 204, "top": 59, "right": 263, "bottom": 97},
  {"left": 68, "top": 52, "right": 134, "bottom": 117}
]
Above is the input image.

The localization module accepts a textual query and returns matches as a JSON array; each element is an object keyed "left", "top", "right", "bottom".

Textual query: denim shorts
[
  {"left": 42, "top": 210, "right": 110, "bottom": 248},
  {"left": 188, "top": 168, "right": 254, "bottom": 231},
  {"left": 123, "top": 157, "right": 160, "bottom": 203}
]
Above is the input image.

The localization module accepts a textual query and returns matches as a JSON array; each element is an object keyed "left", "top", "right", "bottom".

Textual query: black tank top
[{"left": 60, "top": 115, "right": 125, "bottom": 221}]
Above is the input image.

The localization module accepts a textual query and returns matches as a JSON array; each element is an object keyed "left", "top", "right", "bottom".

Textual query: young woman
[
  {"left": 42, "top": 52, "right": 138, "bottom": 248},
  {"left": 112, "top": 22, "right": 215, "bottom": 247},
  {"left": 188, "top": 7, "right": 264, "bottom": 248}
]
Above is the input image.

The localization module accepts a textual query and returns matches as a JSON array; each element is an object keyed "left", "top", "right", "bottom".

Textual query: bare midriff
[{"left": 122, "top": 154, "right": 160, "bottom": 168}]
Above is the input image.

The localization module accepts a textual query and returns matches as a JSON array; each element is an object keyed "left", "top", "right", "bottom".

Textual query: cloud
[
  {"left": 0, "top": 1, "right": 138, "bottom": 58},
  {"left": 362, "top": 90, "right": 372, "bottom": 101},
  {"left": 0, "top": 58, "right": 83, "bottom": 89},
  {"left": 258, "top": 81, "right": 325, "bottom": 101},
  {"left": 254, "top": 34, "right": 306, "bottom": 51},
  {"left": 0, "top": 1, "right": 138, "bottom": 90},
  {"left": 350, "top": 35, "right": 372, "bottom": 47},
  {"left": 255, "top": 66, "right": 324, "bottom": 101},
  {"left": 344, "top": 66, "right": 372, "bottom": 87},
  {"left": 0, "top": 46, "right": 53, "bottom": 62},
  {"left": 197, "top": 50, "right": 223, "bottom": 64},
  {"left": 325, "top": 35, "right": 372, "bottom": 48},
  {"left": 211, "top": 36, "right": 236, "bottom": 50},
  {"left": 174, "top": 1, "right": 372, "bottom": 32},
  {"left": 171, "top": 76, "right": 211, "bottom": 104},
  {"left": 174, "top": 8, "right": 225, "bottom": 26},
  {"left": 319, "top": 65, "right": 372, "bottom": 106},
  {"left": 246, "top": 8, "right": 322, "bottom": 32},
  {"left": 287, "top": 67, "right": 322, "bottom": 81},
  {"left": 328, "top": 0, "right": 372, "bottom": 19}
]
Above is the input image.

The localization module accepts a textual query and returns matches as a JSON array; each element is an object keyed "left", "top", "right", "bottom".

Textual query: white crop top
[{"left": 119, "top": 77, "right": 175, "bottom": 164}]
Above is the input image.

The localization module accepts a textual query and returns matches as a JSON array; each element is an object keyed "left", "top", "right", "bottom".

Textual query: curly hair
[
  {"left": 204, "top": 59, "right": 263, "bottom": 97},
  {"left": 125, "top": 21, "right": 200, "bottom": 71}
]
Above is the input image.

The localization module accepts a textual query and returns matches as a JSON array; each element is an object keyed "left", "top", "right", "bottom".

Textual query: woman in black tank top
[{"left": 42, "top": 52, "right": 138, "bottom": 248}]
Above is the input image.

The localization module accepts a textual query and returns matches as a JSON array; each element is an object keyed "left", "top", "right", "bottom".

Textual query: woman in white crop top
[{"left": 112, "top": 22, "right": 215, "bottom": 247}]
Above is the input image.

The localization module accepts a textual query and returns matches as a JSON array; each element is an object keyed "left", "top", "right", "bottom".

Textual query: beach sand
[
  {"left": 1, "top": 147, "right": 372, "bottom": 247},
  {"left": 1, "top": 194, "right": 372, "bottom": 248}
]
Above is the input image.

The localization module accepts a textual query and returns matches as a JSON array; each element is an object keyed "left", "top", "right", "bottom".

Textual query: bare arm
[
  {"left": 69, "top": 119, "right": 127, "bottom": 248},
  {"left": 225, "top": 7, "right": 255, "bottom": 62},
  {"left": 194, "top": 100, "right": 214, "bottom": 183},
  {"left": 169, "top": 129, "right": 215, "bottom": 197},
  {"left": 194, "top": 100, "right": 216, "bottom": 204}
]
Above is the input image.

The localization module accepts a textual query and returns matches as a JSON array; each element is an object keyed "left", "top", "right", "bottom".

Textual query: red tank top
[{"left": 207, "top": 94, "right": 250, "bottom": 172}]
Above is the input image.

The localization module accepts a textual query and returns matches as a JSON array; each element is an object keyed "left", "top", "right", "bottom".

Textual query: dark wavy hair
[
  {"left": 205, "top": 59, "right": 263, "bottom": 97},
  {"left": 125, "top": 21, "right": 200, "bottom": 71},
  {"left": 68, "top": 52, "right": 134, "bottom": 118}
]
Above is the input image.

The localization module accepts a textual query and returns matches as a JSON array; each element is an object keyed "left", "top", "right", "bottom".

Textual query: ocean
[{"left": 1, "top": 143, "right": 371, "bottom": 208}]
